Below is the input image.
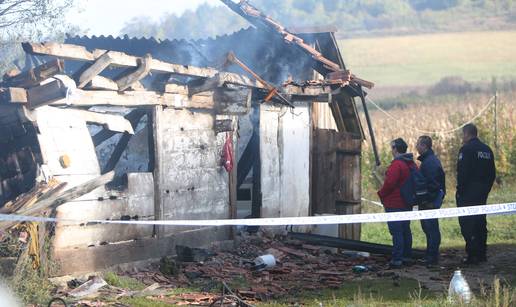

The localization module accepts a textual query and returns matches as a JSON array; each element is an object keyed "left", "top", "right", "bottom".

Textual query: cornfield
[{"left": 360, "top": 90, "right": 516, "bottom": 194}]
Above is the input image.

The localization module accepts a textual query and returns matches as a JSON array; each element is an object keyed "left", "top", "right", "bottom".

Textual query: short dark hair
[
  {"left": 391, "top": 138, "right": 408, "bottom": 153},
  {"left": 463, "top": 123, "right": 478, "bottom": 137},
  {"left": 418, "top": 135, "right": 432, "bottom": 149}
]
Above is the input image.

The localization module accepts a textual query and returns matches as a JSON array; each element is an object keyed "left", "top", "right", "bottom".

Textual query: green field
[{"left": 339, "top": 31, "right": 516, "bottom": 87}]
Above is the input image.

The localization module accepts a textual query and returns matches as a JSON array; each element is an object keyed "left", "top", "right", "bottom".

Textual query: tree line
[{"left": 120, "top": 0, "right": 516, "bottom": 40}]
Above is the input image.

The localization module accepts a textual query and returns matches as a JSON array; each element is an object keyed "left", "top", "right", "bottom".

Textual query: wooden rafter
[
  {"left": 2, "top": 59, "right": 64, "bottom": 88},
  {"left": 115, "top": 54, "right": 152, "bottom": 91},
  {"left": 23, "top": 42, "right": 219, "bottom": 78},
  {"left": 77, "top": 51, "right": 115, "bottom": 88}
]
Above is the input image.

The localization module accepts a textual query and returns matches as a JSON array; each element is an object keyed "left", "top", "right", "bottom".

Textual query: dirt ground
[
  {"left": 47, "top": 235, "right": 516, "bottom": 306},
  {"left": 399, "top": 244, "right": 516, "bottom": 293}
]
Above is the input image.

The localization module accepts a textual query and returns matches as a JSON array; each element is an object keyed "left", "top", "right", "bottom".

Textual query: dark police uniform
[{"left": 456, "top": 137, "right": 496, "bottom": 262}]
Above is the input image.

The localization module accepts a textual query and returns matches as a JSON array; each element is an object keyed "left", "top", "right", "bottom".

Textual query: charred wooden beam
[
  {"left": 27, "top": 79, "right": 68, "bottom": 109},
  {"left": 77, "top": 51, "right": 115, "bottom": 88},
  {"left": 115, "top": 54, "right": 152, "bottom": 91},
  {"left": 188, "top": 72, "right": 265, "bottom": 96},
  {"left": 288, "top": 232, "right": 425, "bottom": 258},
  {"left": 47, "top": 88, "right": 214, "bottom": 108},
  {"left": 2, "top": 59, "right": 64, "bottom": 88},
  {"left": 0, "top": 171, "right": 115, "bottom": 230},
  {"left": 214, "top": 119, "right": 233, "bottom": 134},
  {"left": 214, "top": 86, "right": 252, "bottom": 115},
  {"left": 220, "top": 0, "right": 374, "bottom": 89},
  {"left": 23, "top": 42, "right": 219, "bottom": 78},
  {"left": 0, "top": 88, "right": 28, "bottom": 104},
  {"left": 84, "top": 76, "right": 118, "bottom": 91}
]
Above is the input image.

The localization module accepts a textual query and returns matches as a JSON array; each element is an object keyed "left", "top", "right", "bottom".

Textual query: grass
[
  {"left": 103, "top": 271, "right": 146, "bottom": 291},
  {"left": 119, "top": 297, "right": 173, "bottom": 307},
  {"left": 259, "top": 278, "right": 435, "bottom": 307},
  {"left": 339, "top": 31, "right": 516, "bottom": 87}
]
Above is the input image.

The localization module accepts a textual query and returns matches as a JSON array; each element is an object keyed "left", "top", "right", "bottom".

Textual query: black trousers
[{"left": 458, "top": 214, "right": 487, "bottom": 259}]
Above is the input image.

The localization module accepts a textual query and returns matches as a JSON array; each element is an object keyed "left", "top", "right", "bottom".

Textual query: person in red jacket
[{"left": 377, "top": 138, "right": 416, "bottom": 268}]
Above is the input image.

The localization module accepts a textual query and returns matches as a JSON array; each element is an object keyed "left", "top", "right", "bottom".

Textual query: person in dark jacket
[
  {"left": 456, "top": 124, "right": 496, "bottom": 265},
  {"left": 416, "top": 135, "right": 446, "bottom": 266},
  {"left": 378, "top": 138, "right": 416, "bottom": 268}
]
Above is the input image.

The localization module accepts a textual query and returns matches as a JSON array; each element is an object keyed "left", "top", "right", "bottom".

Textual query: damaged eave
[
  {"left": 282, "top": 84, "right": 333, "bottom": 103},
  {"left": 22, "top": 42, "right": 220, "bottom": 78}
]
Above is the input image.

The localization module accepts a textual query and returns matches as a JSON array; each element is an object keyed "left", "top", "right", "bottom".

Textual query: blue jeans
[
  {"left": 420, "top": 218, "right": 441, "bottom": 262},
  {"left": 385, "top": 207, "right": 413, "bottom": 263},
  {"left": 420, "top": 190, "right": 444, "bottom": 263}
]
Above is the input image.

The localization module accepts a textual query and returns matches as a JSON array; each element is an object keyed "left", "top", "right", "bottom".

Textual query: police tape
[{"left": 0, "top": 202, "right": 515, "bottom": 227}]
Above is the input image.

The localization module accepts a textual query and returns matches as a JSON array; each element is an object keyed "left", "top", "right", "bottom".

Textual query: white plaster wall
[{"left": 158, "top": 109, "right": 229, "bottom": 235}]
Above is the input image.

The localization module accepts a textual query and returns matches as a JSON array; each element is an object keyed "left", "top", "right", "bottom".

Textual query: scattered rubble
[
  {"left": 120, "top": 233, "right": 388, "bottom": 304},
  {"left": 68, "top": 276, "right": 107, "bottom": 298}
]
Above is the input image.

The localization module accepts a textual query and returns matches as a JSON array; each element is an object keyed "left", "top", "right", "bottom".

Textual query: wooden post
[
  {"left": 229, "top": 120, "right": 238, "bottom": 238},
  {"left": 251, "top": 126, "right": 261, "bottom": 218},
  {"left": 152, "top": 105, "right": 164, "bottom": 238}
]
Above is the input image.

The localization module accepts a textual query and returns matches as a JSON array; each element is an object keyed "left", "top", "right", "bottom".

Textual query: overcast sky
[{"left": 67, "top": 0, "right": 222, "bottom": 36}]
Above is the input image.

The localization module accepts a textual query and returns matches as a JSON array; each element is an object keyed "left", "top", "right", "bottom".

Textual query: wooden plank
[
  {"left": 92, "top": 109, "right": 146, "bottom": 146},
  {"left": 164, "top": 83, "right": 188, "bottom": 94},
  {"left": 188, "top": 75, "right": 223, "bottom": 96},
  {"left": 77, "top": 51, "right": 115, "bottom": 88},
  {"left": 54, "top": 223, "right": 155, "bottom": 249},
  {"left": 283, "top": 84, "right": 333, "bottom": 95},
  {"left": 84, "top": 75, "right": 118, "bottom": 91},
  {"left": 23, "top": 42, "right": 219, "bottom": 78},
  {"left": 2, "top": 59, "right": 64, "bottom": 88},
  {"left": 27, "top": 80, "right": 67, "bottom": 109},
  {"left": 78, "top": 110, "right": 134, "bottom": 134},
  {"left": 152, "top": 105, "right": 164, "bottom": 237},
  {"left": 214, "top": 87, "right": 251, "bottom": 115},
  {"left": 115, "top": 54, "right": 152, "bottom": 91},
  {"left": 335, "top": 133, "right": 361, "bottom": 203},
  {"left": 48, "top": 88, "right": 214, "bottom": 108},
  {"left": 188, "top": 72, "right": 264, "bottom": 96},
  {"left": 290, "top": 93, "right": 331, "bottom": 102},
  {"left": 0, "top": 87, "right": 28, "bottom": 103},
  {"left": 311, "top": 129, "right": 337, "bottom": 214},
  {"left": 51, "top": 226, "right": 229, "bottom": 276},
  {"left": 35, "top": 106, "right": 101, "bottom": 177},
  {"left": 0, "top": 172, "right": 115, "bottom": 230}
]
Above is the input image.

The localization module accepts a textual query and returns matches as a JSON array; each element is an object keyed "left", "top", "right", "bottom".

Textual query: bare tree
[
  {"left": 0, "top": 0, "right": 77, "bottom": 74},
  {"left": 0, "top": 0, "right": 75, "bottom": 35}
]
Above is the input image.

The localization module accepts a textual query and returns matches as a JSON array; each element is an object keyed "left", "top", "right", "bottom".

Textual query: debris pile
[{"left": 121, "top": 233, "right": 389, "bottom": 304}]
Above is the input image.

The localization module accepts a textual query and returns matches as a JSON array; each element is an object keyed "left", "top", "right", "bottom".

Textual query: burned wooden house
[{"left": 0, "top": 1, "right": 373, "bottom": 275}]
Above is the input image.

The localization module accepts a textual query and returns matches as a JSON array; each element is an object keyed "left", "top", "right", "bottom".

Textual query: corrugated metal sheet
[{"left": 64, "top": 27, "right": 316, "bottom": 84}]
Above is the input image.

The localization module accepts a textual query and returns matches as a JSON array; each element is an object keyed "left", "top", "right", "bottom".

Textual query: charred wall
[{"left": 0, "top": 107, "right": 40, "bottom": 207}]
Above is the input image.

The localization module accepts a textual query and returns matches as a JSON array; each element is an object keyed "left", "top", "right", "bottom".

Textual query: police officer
[{"left": 456, "top": 123, "right": 496, "bottom": 265}]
